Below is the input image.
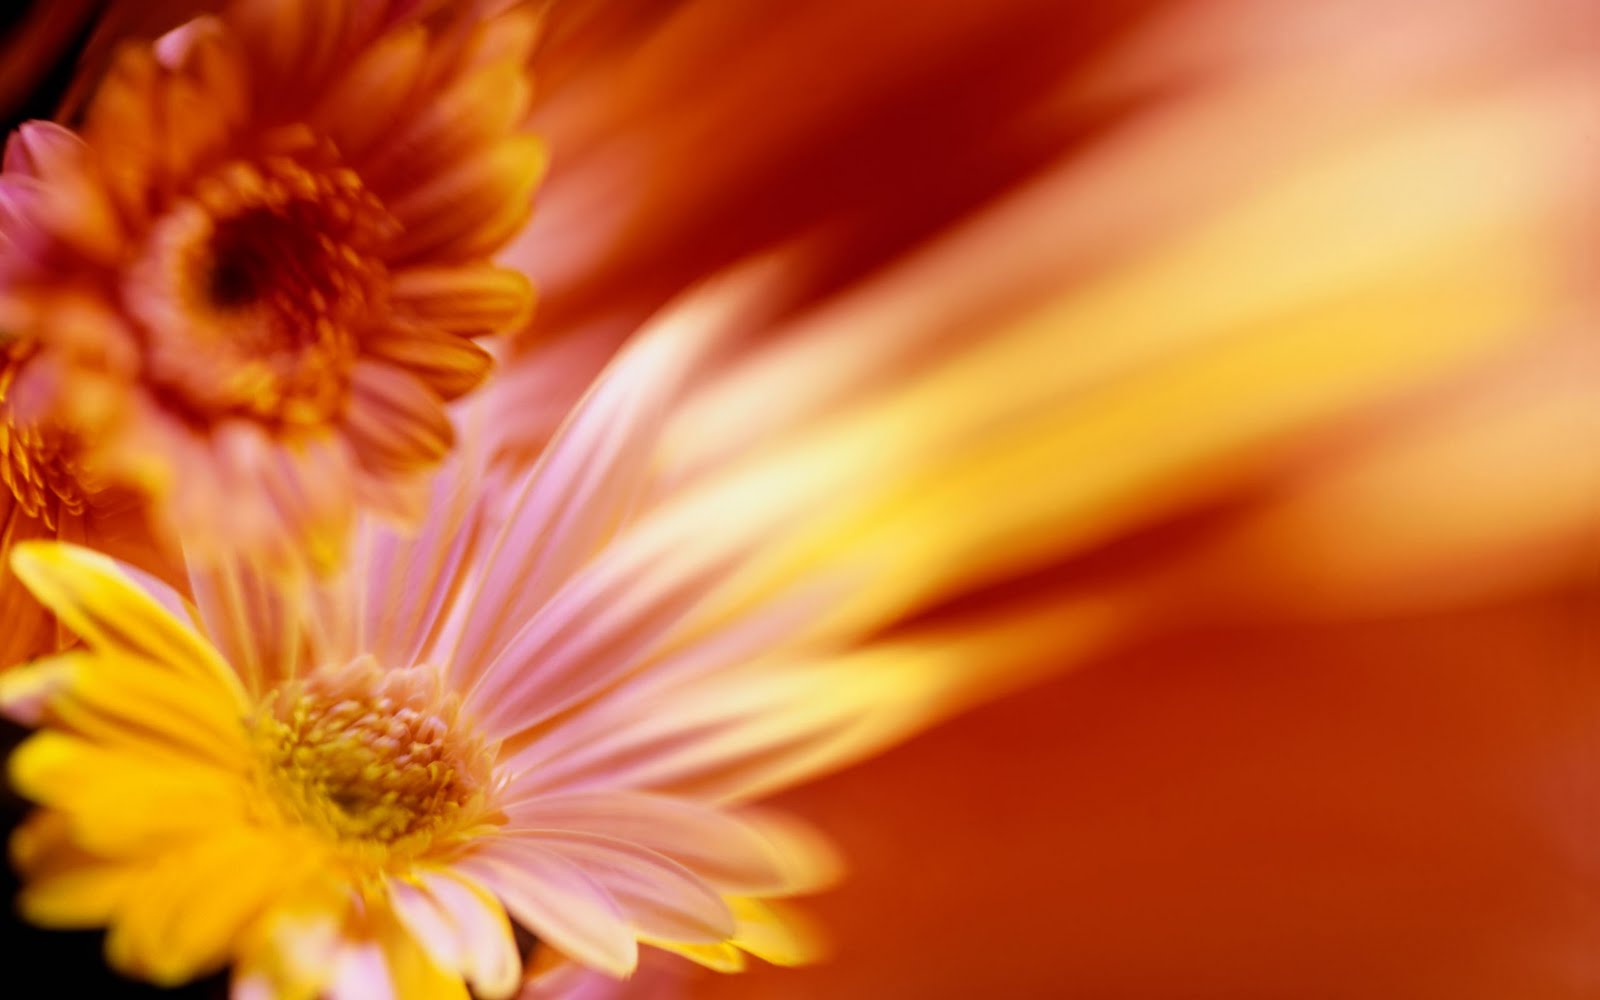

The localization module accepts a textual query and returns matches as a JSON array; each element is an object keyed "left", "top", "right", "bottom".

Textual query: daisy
[
  {"left": 0, "top": 292, "right": 1033, "bottom": 997},
  {"left": 0, "top": 0, "right": 542, "bottom": 573}
]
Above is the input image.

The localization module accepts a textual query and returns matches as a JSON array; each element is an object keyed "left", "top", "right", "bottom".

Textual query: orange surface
[{"left": 698, "top": 594, "right": 1600, "bottom": 998}]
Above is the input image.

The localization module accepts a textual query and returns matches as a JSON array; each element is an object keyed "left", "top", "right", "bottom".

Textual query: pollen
[{"left": 253, "top": 659, "right": 501, "bottom": 864}]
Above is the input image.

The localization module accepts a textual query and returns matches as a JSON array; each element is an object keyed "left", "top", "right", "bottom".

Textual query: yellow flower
[
  {"left": 2, "top": 323, "right": 968, "bottom": 997},
  {"left": 0, "top": 0, "right": 543, "bottom": 574}
]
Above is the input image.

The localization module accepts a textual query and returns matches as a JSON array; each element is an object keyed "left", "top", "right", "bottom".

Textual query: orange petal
[
  {"left": 390, "top": 264, "right": 534, "bottom": 337},
  {"left": 342, "top": 361, "right": 454, "bottom": 475}
]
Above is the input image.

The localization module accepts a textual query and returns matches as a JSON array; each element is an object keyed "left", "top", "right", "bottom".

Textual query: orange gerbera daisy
[{"left": 0, "top": 0, "right": 542, "bottom": 572}]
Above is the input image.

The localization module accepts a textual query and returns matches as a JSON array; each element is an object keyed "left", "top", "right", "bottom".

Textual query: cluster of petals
[
  {"left": 5, "top": 328, "right": 846, "bottom": 998},
  {"left": 0, "top": 0, "right": 542, "bottom": 597}
]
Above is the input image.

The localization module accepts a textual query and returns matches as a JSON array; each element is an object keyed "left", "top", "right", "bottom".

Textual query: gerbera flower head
[
  {"left": 1, "top": 326, "right": 871, "bottom": 998},
  {"left": 0, "top": 0, "right": 543, "bottom": 572}
]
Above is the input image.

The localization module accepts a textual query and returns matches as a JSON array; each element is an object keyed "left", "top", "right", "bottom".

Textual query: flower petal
[
  {"left": 343, "top": 361, "right": 454, "bottom": 476},
  {"left": 9, "top": 541, "right": 247, "bottom": 708},
  {"left": 363, "top": 322, "right": 497, "bottom": 402},
  {"left": 11, "top": 812, "right": 140, "bottom": 929},
  {"left": 44, "top": 650, "right": 252, "bottom": 766},
  {"left": 458, "top": 845, "right": 637, "bottom": 978},
  {"left": 9, "top": 731, "right": 246, "bottom": 856},
  {"left": 104, "top": 830, "right": 300, "bottom": 986},
  {"left": 446, "top": 306, "right": 722, "bottom": 694},
  {"left": 388, "top": 134, "right": 547, "bottom": 264},
  {"left": 494, "top": 832, "right": 735, "bottom": 945},
  {"left": 501, "top": 791, "right": 798, "bottom": 895},
  {"left": 390, "top": 265, "right": 534, "bottom": 337},
  {"left": 413, "top": 870, "right": 522, "bottom": 1000}
]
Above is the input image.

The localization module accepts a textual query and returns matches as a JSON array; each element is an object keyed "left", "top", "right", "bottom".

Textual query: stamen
[{"left": 252, "top": 659, "right": 501, "bottom": 866}]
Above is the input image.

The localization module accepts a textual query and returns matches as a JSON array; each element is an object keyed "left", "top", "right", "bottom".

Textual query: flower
[
  {"left": 0, "top": 0, "right": 542, "bottom": 572},
  {"left": 0, "top": 327, "right": 178, "bottom": 667},
  {"left": 1, "top": 308, "right": 1033, "bottom": 997}
]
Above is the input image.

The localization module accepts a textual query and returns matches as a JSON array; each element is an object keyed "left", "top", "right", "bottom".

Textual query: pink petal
[
  {"left": 343, "top": 361, "right": 454, "bottom": 477},
  {"left": 500, "top": 791, "right": 793, "bottom": 895},
  {"left": 457, "top": 846, "right": 637, "bottom": 978},
  {"left": 493, "top": 832, "right": 734, "bottom": 944},
  {"left": 325, "top": 938, "right": 393, "bottom": 1000},
  {"left": 490, "top": 576, "right": 843, "bottom": 774},
  {"left": 418, "top": 870, "right": 521, "bottom": 1000},
  {"left": 388, "top": 881, "right": 463, "bottom": 975},
  {"left": 446, "top": 318, "right": 720, "bottom": 693},
  {"left": 509, "top": 662, "right": 898, "bottom": 805},
  {"left": 188, "top": 555, "right": 310, "bottom": 696}
]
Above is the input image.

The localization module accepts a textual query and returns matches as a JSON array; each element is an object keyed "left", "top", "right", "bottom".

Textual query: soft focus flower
[
  {"left": 0, "top": 0, "right": 205, "bottom": 668},
  {"left": 675, "top": 272, "right": 1600, "bottom": 1000},
  {"left": 0, "top": 0, "right": 542, "bottom": 574},
  {"left": 2, "top": 309, "right": 1050, "bottom": 997},
  {"left": 0, "top": 341, "right": 173, "bottom": 667},
  {"left": 2, "top": 356, "right": 820, "bottom": 993},
  {"left": 699, "top": 333, "right": 1600, "bottom": 992}
]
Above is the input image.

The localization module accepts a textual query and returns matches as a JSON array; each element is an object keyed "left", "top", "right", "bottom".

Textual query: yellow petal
[
  {"left": 649, "top": 939, "right": 746, "bottom": 973},
  {"left": 9, "top": 542, "right": 248, "bottom": 710},
  {"left": 727, "top": 897, "right": 826, "bottom": 967},
  {"left": 233, "top": 877, "right": 350, "bottom": 1000},
  {"left": 0, "top": 650, "right": 81, "bottom": 725},
  {"left": 11, "top": 810, "right": 140, "bottom": 928},
  {"left": 390, "top": 264, "right": 534, "bottom": 336},
  {"left": 10, "top": 731, "right": 245, "bottom": 856},
  {"left": 364, "top": 322, "right": 497, "bottom": 402},
  {"left": 46, "top": 650, "right": 251, "bottom": 766},
  {"left": 107, "top": 831, "right": 302, "bottom": 987},
  {"left": 380, "top": 912, "right": 472, "bottom": 1000}
]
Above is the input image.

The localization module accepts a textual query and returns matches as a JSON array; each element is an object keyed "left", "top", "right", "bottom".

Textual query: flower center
[
  {"left": 252, "top": 660, "right": 500, "bottom": 861},
  {"left": 125, "top": 151, "right": 397, "bottom": 427}
]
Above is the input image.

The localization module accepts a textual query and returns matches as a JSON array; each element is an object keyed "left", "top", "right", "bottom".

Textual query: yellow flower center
[
  {"left": 252, "top": 660, "right": 500, "bottom": 865},
  {"left": 126, "top": 148, "right": 397, "bottom": 427}
]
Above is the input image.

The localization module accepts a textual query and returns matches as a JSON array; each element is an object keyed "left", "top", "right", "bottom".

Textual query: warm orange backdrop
[{"left": 694, "top": 593, "right": 1600, "bottom": 998}]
